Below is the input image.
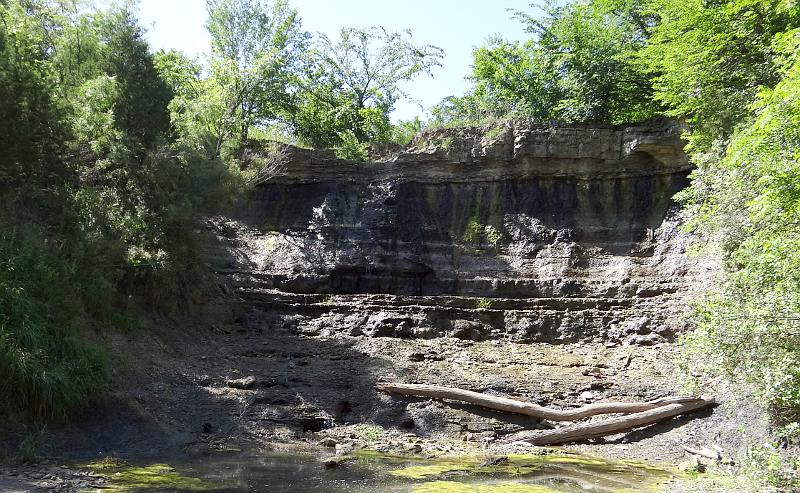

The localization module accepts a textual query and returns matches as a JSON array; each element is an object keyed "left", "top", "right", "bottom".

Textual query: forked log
[
  {"left": 375, "top": 382, "right": 706, "bottom": 422},
  {"left": 510, "top": 397, "right": 716, "bottom": 445}
]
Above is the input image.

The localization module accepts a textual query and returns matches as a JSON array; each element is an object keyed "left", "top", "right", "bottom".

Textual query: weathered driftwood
[
  {"left": 683, "top": 445, "right": 722, "bottom": 461},
  {"left": 375, "top": 382, "right": 706, "bottom": 422},
  {"left": 510, "top": 397, "right": 716, "bottom": 445}
]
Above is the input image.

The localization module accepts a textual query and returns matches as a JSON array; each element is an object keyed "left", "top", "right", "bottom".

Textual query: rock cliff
[
  {"left": 33, "top": 120, "right": 728, "bottom": 465},
  {"left": 210, "top": 118, "right": 710, "bottom": 344}
]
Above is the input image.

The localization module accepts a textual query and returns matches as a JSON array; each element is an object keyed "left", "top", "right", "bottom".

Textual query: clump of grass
[
  {"left": 438, "top": 136, "right": 455, "bottom": 151},
  {"left": 463, "top": 220, "right": 483, "bottom": 244},
  {"left": 334, "top": 130, "right": 370, "bottom": 161},
  {"left": 744, "top": 442, "right": 800, "bottom": 488},
  {"left": 482, "top": 126, "right": 506, "bottom": 142},
  {"left": 0, "top": 226, "right": 108, "bottom": 420},
  {"left": 354, "top": 423, "right": 385, "bottom": 443},
  {"left": 475, "top": 298, "right": 494, "bottom": 309},
  {"left": 89, "top": 456, "right": 131, "bottom": 470},
  {"left": 15, "top": 427, "right": 47, "bottom": 464}
]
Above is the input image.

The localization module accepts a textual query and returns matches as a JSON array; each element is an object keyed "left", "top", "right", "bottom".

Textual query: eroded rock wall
[{"left": 214, "top": 118, "right": 711, "bottom": 344}]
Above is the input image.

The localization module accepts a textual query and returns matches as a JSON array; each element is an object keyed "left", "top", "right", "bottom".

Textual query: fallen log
[
  {"left": 510, "top": 397, "right": 716, "bottom": 445},
  {"left": 376, "top": 382, "right": 705, "bottom": 422}
]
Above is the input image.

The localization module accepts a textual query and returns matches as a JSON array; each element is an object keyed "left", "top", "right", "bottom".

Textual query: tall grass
[{"left": 0, "top": 226, "right": 107, "bottom": 420}]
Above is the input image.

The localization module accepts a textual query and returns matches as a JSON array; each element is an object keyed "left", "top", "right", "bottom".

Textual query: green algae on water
[
  {"left": 389, "top": 462, "right": 475, "bottom": 479},
  {"left": 80, "top": 458, "right": 210, "bottom": 492},
  {"left": 412, "top": 481, "right": 564, "bottom": 493},
  {"left": 386, "top": 452, "right": 674, "bottom": 492}
]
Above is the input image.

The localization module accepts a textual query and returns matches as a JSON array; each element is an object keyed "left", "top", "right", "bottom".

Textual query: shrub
[
  {"left": 463, "top": 221, "right": 503, "bottom": 247},
  {"left": 463, "top": 220, "right": 483, "bottom": 244},
  {"left": 679, "top": 36, "right": 800, "bottom": 426},
  {"left": 334, "top": 130, "right": 370, "bottom": 161},
  {"left": 484, "top": 225, "right": 502, "bottom": 247}
]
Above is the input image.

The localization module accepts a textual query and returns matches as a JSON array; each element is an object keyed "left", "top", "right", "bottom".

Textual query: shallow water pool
[{"left": 82, "top": 450, "right": 674, "bottom": 492}]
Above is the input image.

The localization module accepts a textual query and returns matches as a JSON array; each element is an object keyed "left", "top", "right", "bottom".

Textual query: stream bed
[{"left": 80, "top": 450, "right": 676, "bottom": 492}]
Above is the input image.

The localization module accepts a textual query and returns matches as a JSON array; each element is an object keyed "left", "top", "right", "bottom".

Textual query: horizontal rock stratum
[
  {"left": 257, "top": 118, "right": 691, "bottom": 183},
  {"left": 209, "top": 118, "right": 712, "bottom": 344}
]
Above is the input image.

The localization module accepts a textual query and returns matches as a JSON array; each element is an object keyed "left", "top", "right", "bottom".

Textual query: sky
[{"left": 136, "top": 0, "right": 539, "bottom": 121}]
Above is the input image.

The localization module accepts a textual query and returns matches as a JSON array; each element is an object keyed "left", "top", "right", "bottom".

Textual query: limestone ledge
[{"left": 258, "top": 118, "right": 690, "bottom": 185}]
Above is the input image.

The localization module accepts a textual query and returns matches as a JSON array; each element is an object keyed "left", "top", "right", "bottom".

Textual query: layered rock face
[{"left": 214, "top": 119, "right": 710, "bottom": 344}]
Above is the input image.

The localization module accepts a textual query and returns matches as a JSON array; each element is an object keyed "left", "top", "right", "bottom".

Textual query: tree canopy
[
  {"left": 204, "top": 0, "right": 308, "bottom": 156},
  {"left": 431, "top": 0, "right": 659, "bottom": 126},
  {"left": 292, "top": 26, "right": 443, "bottom": 156}
]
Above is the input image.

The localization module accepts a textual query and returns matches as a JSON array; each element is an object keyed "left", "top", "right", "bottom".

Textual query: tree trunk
[
  {"left": 375, "top": 382, "right": 707, "bottom": 422},
  {"left": 510, "top": 397, "right": 716, "bottom": 446}
]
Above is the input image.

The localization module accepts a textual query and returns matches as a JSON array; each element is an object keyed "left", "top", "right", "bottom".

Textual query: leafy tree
[
  {"left": 642, "top": 0, "right": 798, "bottom": 147},
  {"left": 48, "top": 0, "right": 105, "bottom": 95},
  {"left": 681, "top": 27, "right": 800, "bottom": 415},
  {"left": 154, "top": 49, "right": 204, "bottom": 100},
  {"left": 153, "top": 49, "right": 211, "bottom": 146},
  {"left": 469, "top": 37, "right": 560, "bottom": 121},
  {"left": 0, "top": 0, "right": 106, "bottom": 421},
  {"left": 524, "top": 0, "right": 658, "bottom": 123},
  {"left": 0, "top": 0, "right": 66, "bottom": 188},
  {"left": 390, "top": 117, "right": 423, "bottom": 146},
  {"left": 204, "top": 0, "right": 308, "bottom": 158},
  {"left": 432, "top": 0, "right": 658, "bottom": 127},
  {"left": 97, "top": 5, "right": 173, "bottom": 151},
  {"left": 430, "top": 37, "right": 562, "bottom": 126},
  {"left": 293, "top": 26, "right": 443, "bottom": 150},
  {"left": 17, "top": 1, "right": 173, "bottom": 158}
]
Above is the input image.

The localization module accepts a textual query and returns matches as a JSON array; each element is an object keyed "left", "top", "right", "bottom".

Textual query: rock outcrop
[{"left": 209, "top": 118, "right": 711, "bottom": 344}]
